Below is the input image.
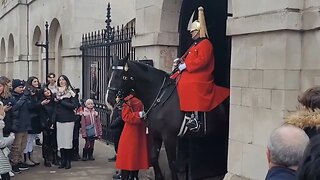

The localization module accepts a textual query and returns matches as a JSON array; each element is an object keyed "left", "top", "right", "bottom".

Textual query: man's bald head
[{"left": 267, "top": 124, "right": 309, "bottom": 168}]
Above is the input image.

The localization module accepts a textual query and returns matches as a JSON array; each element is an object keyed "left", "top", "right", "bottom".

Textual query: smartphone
[{"left": 7, "top": 102, "right": 12, "bottom": 107}]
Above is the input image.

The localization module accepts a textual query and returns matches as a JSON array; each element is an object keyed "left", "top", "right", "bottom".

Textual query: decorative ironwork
[{"left": 80, "top": 3, "right": 135, "bottom": 142}]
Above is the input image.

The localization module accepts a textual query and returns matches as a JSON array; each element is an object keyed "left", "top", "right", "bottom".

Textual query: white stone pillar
[
  {"left": 225, "top": 0, "right": 304, "bottom": 179},
  {"left": 133, "top": 0, "right": 182, "bottom": 71}
]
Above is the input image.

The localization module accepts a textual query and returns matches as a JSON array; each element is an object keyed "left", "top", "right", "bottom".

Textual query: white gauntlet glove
[
  {"left": 178, "top": 63, "right": 187, "bottom": 71},
  {"left": 172, "top": 58, "right": 182, "bottom": 71},
  {"left": 139, "top": 111, "right": 146, "bottom": 118}
]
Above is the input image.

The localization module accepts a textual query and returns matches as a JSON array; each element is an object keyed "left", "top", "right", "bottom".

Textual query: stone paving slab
[{"left": 12, "top": 139, "right": 150, "bottom": 180}]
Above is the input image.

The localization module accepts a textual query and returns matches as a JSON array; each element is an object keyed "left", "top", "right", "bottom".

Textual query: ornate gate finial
[{"left": 105, "top": 2, "right": 112, "bottom": 40}]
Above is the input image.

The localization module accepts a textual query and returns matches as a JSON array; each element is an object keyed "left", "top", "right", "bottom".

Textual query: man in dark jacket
[
  {"left": 108, "top": 106, "right": 124, "bottom": 162},
  {"left": 10, "top": 79, "right": 32, "bottom": 173},
  {"left": 265, "top": 124, "right": 309, "bottom": 180}
]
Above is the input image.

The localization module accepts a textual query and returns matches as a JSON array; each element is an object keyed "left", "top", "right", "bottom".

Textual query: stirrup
[{"left": 186, "top": 118, "right": 200, "bottom": 132}]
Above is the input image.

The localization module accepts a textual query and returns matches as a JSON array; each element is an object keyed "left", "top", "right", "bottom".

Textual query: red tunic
[
  {"left": 177, "top": 39, "right": 230, "bottom": 112},
  {"left": 116, "top": 95, "right": 150, "bottom": 170}
]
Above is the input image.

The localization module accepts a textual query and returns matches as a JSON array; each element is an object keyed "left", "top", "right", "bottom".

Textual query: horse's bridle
[
  {"left": 107, "top": 63, "right": 135, "bottom": 107},
  {"left": 107, "top": 62, "right": 167, "bottom": 119}
]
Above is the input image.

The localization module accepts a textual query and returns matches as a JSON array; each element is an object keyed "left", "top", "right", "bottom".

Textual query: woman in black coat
[
  {"left": 39, "top": 87, "right": 59, "bottom": 167},
  {"left": 23, "top": 76, "right": 42, "bottom": 167},
  {"left": 55, "top": 75, "right": 79, "bottom": 169}
]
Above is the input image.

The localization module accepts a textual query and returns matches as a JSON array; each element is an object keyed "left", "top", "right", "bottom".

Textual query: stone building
[
  {"left": 2, "top": 0, "right": 320, "bottom": 179},
  {"left": 0, "top": 0, "right": 134, "bottom": 88}
]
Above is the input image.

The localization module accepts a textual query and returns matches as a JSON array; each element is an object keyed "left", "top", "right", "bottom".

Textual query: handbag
[
  {"left": 1, "top": 147, "right": 10, "bottom": 158},
  {"left": 86, "top": 124, "right": 95, "bottom": 137}
]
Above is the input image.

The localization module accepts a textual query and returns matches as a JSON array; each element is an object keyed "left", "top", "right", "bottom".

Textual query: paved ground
[{"left": 12, "top": 139, "right": 150, "bottom": 180}]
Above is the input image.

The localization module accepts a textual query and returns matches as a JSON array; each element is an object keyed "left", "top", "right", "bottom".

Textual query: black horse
[{"left": 105, "top": 57, "right": 229, "bottom": 180}]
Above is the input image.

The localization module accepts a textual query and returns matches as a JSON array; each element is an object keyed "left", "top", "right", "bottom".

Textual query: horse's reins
[
  {"left": 169, "top": 43, "right": 194, "bottom": 78},
  {"left": 142, "top": 76, "right": 167, "bottom": 119},
  {"left": 110, "top": 63, "right": 167, "bottom": 119}
]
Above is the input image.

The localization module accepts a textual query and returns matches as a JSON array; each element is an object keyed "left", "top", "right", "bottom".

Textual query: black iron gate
[{"left": 80, "top": 3, "right": 135, "bottom": 142}]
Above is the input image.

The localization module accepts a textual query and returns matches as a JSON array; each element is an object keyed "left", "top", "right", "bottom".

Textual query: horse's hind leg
[
  {"left": 150, "top": 137, "right": 164, "bottom": 180},
  {"left": 163, "top": 137, "right": 178, "bottom": 180}
]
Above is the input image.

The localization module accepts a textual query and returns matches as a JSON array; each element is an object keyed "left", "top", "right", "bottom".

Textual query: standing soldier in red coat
[
  {"left": 175, "top": 7, "right": 229, "bottom": 132},
  {"left": 116, "top": 95, "right": 149, "bottom": 180}
]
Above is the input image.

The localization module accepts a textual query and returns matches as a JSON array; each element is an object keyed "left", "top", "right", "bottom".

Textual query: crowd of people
[
  {"left": 266, "top": 86, "right": 320, "bottom": 180},
  {"left": 0, "top": 73, "right": 150, "bottom": 180},
  {"left": 0, "top": 73, "right": 108, "bottom": 179}
]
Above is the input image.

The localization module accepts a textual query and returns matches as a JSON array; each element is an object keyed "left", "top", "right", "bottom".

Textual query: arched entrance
[
  {"left": 49, "top": 18, "right": 62, "bottom": 76},
  {"left": 177, "top": 0, "right": 230, "bottom": 179},
  {"left": 55, "top": 35, "right": 62, "bottom": 76},
  {"left": 31, "top": 26, "right": 41, "bottom": 78},
  {"left": 7, "top": 34, "right": 14, "bottom": 78},
  {"left": 0, "top": 38, "right": 5, "bottom": 74}
]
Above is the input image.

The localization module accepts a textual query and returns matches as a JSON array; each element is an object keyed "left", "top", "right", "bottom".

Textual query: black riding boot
[
  {"left": 82, "top": 148, "right": 88, "bottom": 161},
  {"left": 65, "top": 149, "right": 72, "bottom": 169},
  {"left": 58, "top": 149, "right": 65, "bottom": 169}
]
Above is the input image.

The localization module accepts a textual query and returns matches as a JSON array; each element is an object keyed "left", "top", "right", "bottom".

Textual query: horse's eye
[
  {"left": 123, "top": 76, "right": 128, "bottom": 80},
  {"left": 130, "top": 77, "right": 134, "bottom": 80}
]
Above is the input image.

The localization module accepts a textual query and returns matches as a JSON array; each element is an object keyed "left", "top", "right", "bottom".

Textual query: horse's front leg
[
  {"left": 163, "top": 136, "right": 179, "bottom": 180},
  {"left": 150, "top": 136, "right": 164, "bottom": 180}
]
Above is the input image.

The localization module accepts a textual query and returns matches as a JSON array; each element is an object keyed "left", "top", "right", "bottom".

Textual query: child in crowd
[
  {"left": 0, "top": 101, "right": 15, "bottom": 180},
  {"left": 80, "top": 99, "right": 102, "bottom": 161}
]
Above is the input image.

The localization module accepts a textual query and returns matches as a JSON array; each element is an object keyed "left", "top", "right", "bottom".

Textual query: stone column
[
  {"left": 133, "top": 0, "right": 182, "bottom": 72},
  {"left": 225, "top": 0, "right": 304, "bottom": 179},
  {"left": 300, "top": 1, "right": 320, "bottom": 90}
]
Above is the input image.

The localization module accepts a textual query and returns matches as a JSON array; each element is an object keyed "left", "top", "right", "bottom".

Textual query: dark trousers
[
  {"left": 72, "top": 117, "right": 81, "bottom": 157},
  {"left": 84, "top": 138, "right": 95, "bottom": 149},
  {"left": 121, "top": 170, "right": 139, "bottom": 180},
  {"left": 42, "top": 128, "right": 58, "bottom": 161},
  {"left": 113, "top": 131, "right": 121, "bottom": 153}
]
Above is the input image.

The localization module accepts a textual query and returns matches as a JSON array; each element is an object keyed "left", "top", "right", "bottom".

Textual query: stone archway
[
  {"left": 7, "top": 34, "right": 14, "bottom": 78},
  {"left": 135, "top": 0, "right": 230, "bottom": 179},
  {"left": 31, "top": 26, "right": 41, "bottom": 79},
  {"left": 177, "top": 1, "right": 230, "bottom": 179},
  {"left": 49, "top": 18, "right": 62, "bottom": 76},
  {"left": 55, "top": 35, "right": 62, "bottom": 76},
  {"left": 0, "top": 38, "right": 5, "bottom": 74}
]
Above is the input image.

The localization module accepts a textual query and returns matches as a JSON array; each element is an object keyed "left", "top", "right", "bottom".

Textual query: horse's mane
[{"left": 129, "top": 61, "right": 169, "bottom": 79}]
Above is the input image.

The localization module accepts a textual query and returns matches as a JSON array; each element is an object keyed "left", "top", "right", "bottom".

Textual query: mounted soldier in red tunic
[{"left": 172, "top": 7, "right": 229, "bottom": 132}]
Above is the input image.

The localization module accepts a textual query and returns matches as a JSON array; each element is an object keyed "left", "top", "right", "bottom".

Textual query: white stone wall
[{"left": 225, "top": 0, "right": 320, "bottom": 179}]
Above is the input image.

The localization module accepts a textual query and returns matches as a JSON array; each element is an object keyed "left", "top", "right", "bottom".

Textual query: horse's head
[{"left": 105, "top": 56, "right": 134, "bottom": 109}]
